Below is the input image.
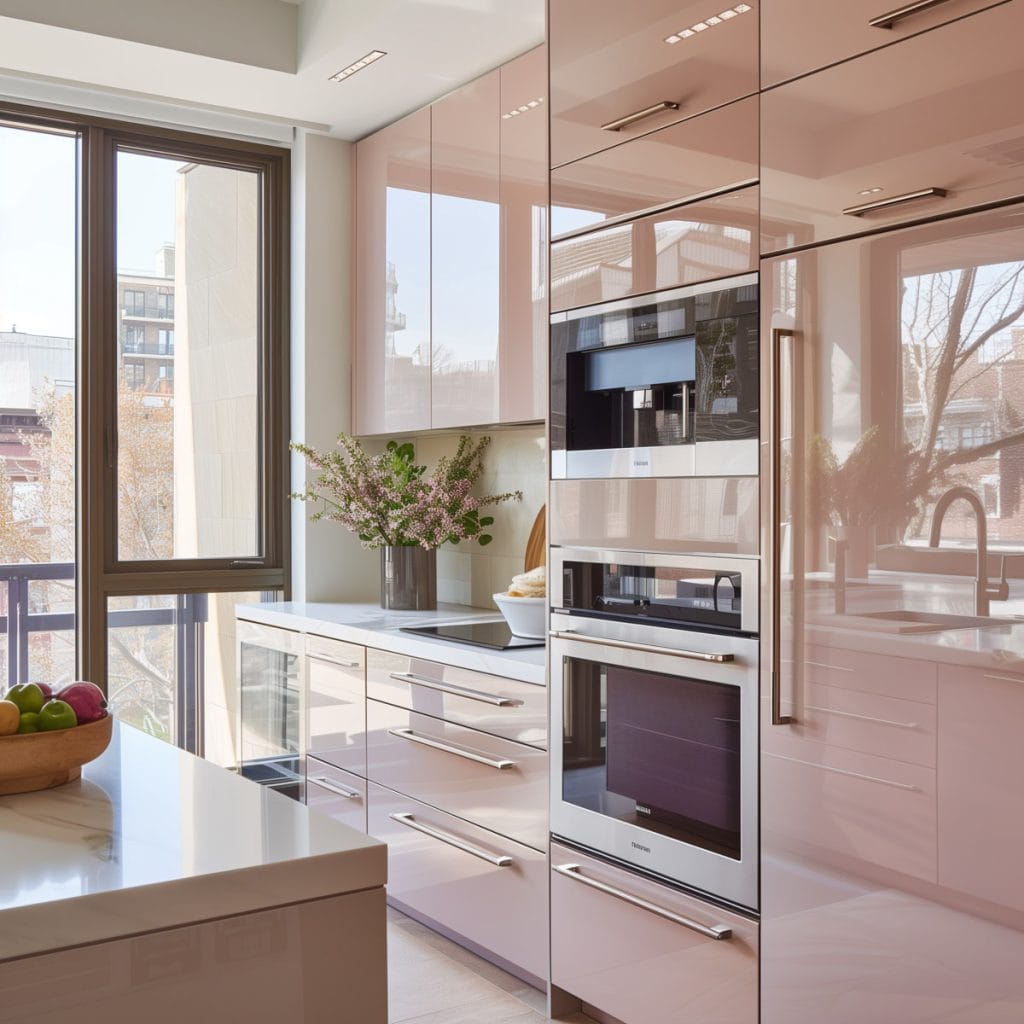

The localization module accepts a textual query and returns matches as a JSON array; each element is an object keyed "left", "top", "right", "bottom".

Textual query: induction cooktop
[{"left": 401, "top": 620, "right": 544, "bottom": 651}]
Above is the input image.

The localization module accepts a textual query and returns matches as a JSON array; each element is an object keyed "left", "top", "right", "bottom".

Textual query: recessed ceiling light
[
  {"left": 706, "top": 15, "right": 722, "bottom": 25},
  {"left": 859, "top": 186, "right": 884, "bottom": 195},
  {"left": 665, "top": 5, "right": 752, "bottom": 45},
  {"left": 693, "top": 21, "right": 710, "bottom": 30},
  {"left": 329, "top": 49, "right": 386, "bottom": 82},
  {"left": 665, "top": 33, "right": 682, "bottom": 43},
  {"left": 719, "top": 9, "right": 738, "bottom": 18},
  {"left": 734, "top": 3, "right": 751, "bottom": 11}
]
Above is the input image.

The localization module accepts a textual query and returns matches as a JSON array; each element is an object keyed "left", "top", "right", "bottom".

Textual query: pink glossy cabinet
[
  {"left": 549, "top": 0, "right": 759, "bottom": 168},
  {"left": 761, "top": 0, "right": 1005, "bottom": 87},
  {"left": 762, "top": 202, "right": 1024, "bottom": 1023},
  {"left": 498, "top": 44, "right": 547, "bottom": 423},
  {"left": 761, "top": 2, "right": 1024, "bottom": 254},
  {"left": 353, "top": 108, "right": 431, "bottom": 434},
  {"left": 551, "top": 844, "right": 758, "bottom": 1024},
  {"left": 431, "top": 69, "right": 501, "bottom": 428}
]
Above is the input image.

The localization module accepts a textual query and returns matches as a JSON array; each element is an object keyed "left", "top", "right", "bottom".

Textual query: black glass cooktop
[{"left": 401, "top": 620, "right": 545, "bottom": 651}]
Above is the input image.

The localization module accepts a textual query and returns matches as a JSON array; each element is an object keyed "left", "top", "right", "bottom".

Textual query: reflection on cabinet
[
  {"left": 431, "top": 69, "right": 501, "bottom": 428},
  {"left": 306, "top": 757, "right": 368, "bottom": 833},
  {"left": 306, "top": 633, "right": 366, "bottom": 776},
  {"left": 353, "top": 108, "right": 431, "bottom": 434},
  {"left": 549, "top": 0, "right": 759, "bottom": 168},
  {"left": 761, "top": 2, "right": 1024, "bottom": 253},
  {"left": 761, "top": 0, "right": 1005, "bottom": 88},
  {"left": 551, "top": 843, "right": 758, "bottom": 1024}
]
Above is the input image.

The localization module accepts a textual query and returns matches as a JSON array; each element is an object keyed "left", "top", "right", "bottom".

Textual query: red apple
[{"left": 55, "top": 681, "right": 107, "bottom": 724}]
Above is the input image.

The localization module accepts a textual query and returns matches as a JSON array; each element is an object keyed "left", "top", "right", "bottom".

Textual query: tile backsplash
[{"left": 409, "top": 426, "right": 547, "bottom": 609}]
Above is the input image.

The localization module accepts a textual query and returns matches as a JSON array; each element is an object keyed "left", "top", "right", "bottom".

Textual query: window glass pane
[{"left": 116, "top": 151, "right": 261, "bottom": 560}]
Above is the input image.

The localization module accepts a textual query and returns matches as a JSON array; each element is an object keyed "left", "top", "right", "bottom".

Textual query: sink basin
[{"left": 844, "top": 609, "right": 1017, "bottom": 634}]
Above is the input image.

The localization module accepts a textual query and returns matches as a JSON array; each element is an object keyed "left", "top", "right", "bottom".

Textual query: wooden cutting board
[{"left": 524, "top": 505, "right": 546, "bottom": 572}]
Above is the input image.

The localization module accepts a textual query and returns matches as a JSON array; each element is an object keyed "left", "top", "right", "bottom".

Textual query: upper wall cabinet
[
  {"left": 761, "top": 0, "right": 1006, "bottom": 89},
  {"left": 353, "top": 108, "right": 431, "bottom": 435},
  {"left": 499, "top": 44, "right": 548, "bottom": 425},
  {"left": 761, "top": 2, "right": 1024, "bottom": 254},
  {"left": 431, "top": 69, "right": 502, "bottom": 429},
  {"left": 548, "top": 0, "right": 759, "bottom": 169}
]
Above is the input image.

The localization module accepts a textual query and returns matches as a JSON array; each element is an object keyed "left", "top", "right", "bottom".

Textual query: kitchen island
[{"left": 0, "top": 722, "right": 387, "bottom": 1023}]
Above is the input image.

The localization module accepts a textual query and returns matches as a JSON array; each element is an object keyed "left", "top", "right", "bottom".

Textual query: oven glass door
[{"left": 562, "top": 655, "right": 742, "bottom": 860}]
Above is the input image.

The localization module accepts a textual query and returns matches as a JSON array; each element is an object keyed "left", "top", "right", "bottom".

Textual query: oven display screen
[{"left": 561, "top": 656, "right": 742, "bottom": 860}]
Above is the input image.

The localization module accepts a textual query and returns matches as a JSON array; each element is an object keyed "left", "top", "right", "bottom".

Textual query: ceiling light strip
[
  {"left": 329, "top": 50, "right": 387, "bottom": 82},
  {"left": 665, "top": 4, "right": 751, "bottom": 43}
]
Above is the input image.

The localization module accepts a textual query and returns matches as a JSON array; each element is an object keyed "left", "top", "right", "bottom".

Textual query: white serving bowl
[{"left": 493, "top": 592, "right": 546, "bottom": 639}]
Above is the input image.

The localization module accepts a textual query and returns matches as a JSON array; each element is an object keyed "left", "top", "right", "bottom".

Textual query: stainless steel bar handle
[
  {"left": 842, "top": 187, "right": 947, "bottom": 217},
  {"left": 309, "top": 775, "right": 361, "bottom": 799},
  {"left": 554, "top": 864, "right": 733, "bottom": 940},
  {"left": 389, "top": 671, "right": 517, "bottom": 707},
  {"left": 869, "top": 0, "right": 957, "bottom": 29},
  {"left": 387, "top": 727, "right": 516, "bottom": 770},
  {"left": 549, "top": 629, "right": 734, "bottom": 664},
  {"left": 771, "top": 328, "right": 795, "bottom": 726},
  {"left": 390, "top": 813, "right": 513, "bottom": 867},
  {"left": 308, "top": 653, "right": 362, "bottom": 669},
  {"left": 601, "top": 100, "right": 680, "bottom": 132}
]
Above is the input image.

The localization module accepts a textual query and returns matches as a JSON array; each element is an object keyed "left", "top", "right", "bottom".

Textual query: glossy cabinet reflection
[
  {"left": 354, "top": 108, "right": 431, "bottom": 434},
  {"left": 761, "top": 202, "right": 1024, "bottom": 1023},
  {"left": 549, "top": 0, "right": 759, "bottom": 168},
  {"left": 431, "top": 69, "right": 501, "bottom": 428},
  {"left": 761, "top": 0, "right": 1004, "bottom": 87},
  {"left": 761, "top": 2, "right": 1024, "bottom": 254}
]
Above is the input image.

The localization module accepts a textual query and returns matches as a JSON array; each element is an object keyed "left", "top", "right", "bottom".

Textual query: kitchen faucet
[{"left": 928, "top": 485, "right": 1009, "bottom": 616}]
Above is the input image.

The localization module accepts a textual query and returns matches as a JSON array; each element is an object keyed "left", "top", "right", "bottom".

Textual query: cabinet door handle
[
  {"left": 390, "top": 812, "right": 512, "bottom": 867},
  {"left": 549, "top": 630, "right": 734, "bottom": 664},
  {"left": 389, "top": 671, "right": 518, "bottom": 707},
  {"left": 842, "top": 187, "right": 947, "bottom": 217},
  {"left": 308, "top": 775, "right": 362, "bottom": 799},
  {"left": 771, "top": 753, "right": 919, "bottom": 791},
  {"left": 554, "top": 864, "right": 732, "bottom": 940},
  {"left": 803, "top": 704, "right": 920, "bottom": 730},
  {"left": 308, "top": 652, "right": 362, "bottom": 669},
  {"left": 601, "top": 100, "right": 680, "bottom": 132},
  {"left": 387, "top": 727, "right": 516, "bottom": 770},
  {"left": 869, "top": 0, "right": 957, "bottom": 29}
]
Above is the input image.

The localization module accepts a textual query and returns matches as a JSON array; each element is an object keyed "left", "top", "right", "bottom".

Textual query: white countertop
[
  {"left": 236, "top": 601, "right": 548, "bottom": 686},
  {"left": 0, "top": 723, "right": 386, "bottom": 963}
]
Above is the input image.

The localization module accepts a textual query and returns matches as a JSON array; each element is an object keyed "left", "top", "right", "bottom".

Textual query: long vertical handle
[{"left": 771, "top": 328, "right": 795, "bottom": 726}]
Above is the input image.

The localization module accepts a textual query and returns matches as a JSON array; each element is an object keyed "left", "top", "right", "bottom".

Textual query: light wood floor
[{"left": 387, "top": 906, "right": 594, "bottom": 1024}]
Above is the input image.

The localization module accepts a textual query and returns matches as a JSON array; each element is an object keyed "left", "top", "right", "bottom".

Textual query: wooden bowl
[{"left": 0, "top": 715, "right": 113, "bottom": 796}]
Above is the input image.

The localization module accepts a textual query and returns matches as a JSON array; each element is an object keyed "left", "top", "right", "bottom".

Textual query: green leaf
[{"left": 478, "top": 534, "right": 492, "bottom": 546}]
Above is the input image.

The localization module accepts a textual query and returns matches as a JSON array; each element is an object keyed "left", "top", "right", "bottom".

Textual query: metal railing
[{"left": 122, "top": 305, "right": 175, "bottom": 320}]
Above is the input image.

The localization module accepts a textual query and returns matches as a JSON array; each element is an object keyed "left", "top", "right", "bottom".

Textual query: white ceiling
[{"left": 0, "top": 0, "right": 545, "bottom": 140}]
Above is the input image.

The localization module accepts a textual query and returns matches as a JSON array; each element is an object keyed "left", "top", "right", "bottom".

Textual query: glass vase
[{"left": 380, "top": 545, "right": 437, "bottom": 611}]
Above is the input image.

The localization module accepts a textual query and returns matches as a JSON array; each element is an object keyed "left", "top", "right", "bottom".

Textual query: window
[
  {"left": 123, "top": 362, "right": 145, "bottom": 389},
  {"left": 157, "top": 363, "right": 173, "bottom": 381},
  {"left": 157, "top": 328, "right": 174, "bottom": 353},
  {"left": 124, "top": 323, "right": 146, "bottom": 352},
  {"left": 156, "top": 291, "right": 174, "bottom": 317},
  {"left": 123, "top": 288, "right": 146, "bottom": 315}
]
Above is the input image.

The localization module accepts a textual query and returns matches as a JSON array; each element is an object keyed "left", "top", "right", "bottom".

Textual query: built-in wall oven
[
  {"left": 550, "top": 273, "right": 759, "bottom": 479},
  {"left": 550, "top": 547, "right": 759, "bottom": 912}
]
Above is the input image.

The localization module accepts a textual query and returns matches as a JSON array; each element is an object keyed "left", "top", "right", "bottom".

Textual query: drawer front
[
  {"left": 551, "top": 97, "right": 758, "bottom": 238},
  {"left": 366, "top": 701, "right": 548, "bottom": 851},
  {"left": 762, "top": 0, "right": 1006, "bottom": 88},
  {"left": 551, "top": 843, "right": 758, "bottom": 1024},
  {"left": 802, "top": 643, "right": 937, "bottom": 704},
  {"left": 551, "top": 186, "right": 758, "bottom": 313},
  {"left": 549, "top": 0, "right": 759, "bottom": 169},
  {"left": 368, "top": 782, "right": 548, "bottom": 981},
  {"left": 366, "top": 649, "right": 546, "bottom": 749},
  {"left": 761, "top": 3, "right": 1024, "bottom": 253},
  {"left": 307, "top": 636, "right": 366, "bottom": 774},
  {"left": 306, "top": 758, "right": 367, "bottom": 833}
]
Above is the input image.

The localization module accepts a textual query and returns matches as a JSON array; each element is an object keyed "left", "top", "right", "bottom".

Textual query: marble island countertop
[
  {"left": 236, "top": 601, "right": 547, "bottom": 686},
  {"left": 0, "top": 722, "right": 385, "bottom": 963}
]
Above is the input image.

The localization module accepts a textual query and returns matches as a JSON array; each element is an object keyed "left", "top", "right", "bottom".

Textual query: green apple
[
  {"left": 16, "top": 712, "right": 40, "bottom": 734},
  {"left": 5, "top": 683, "right": 45, "bottom": 715},
  {"left": 37, "top": 699, "right": 77, "bottom": 731}
]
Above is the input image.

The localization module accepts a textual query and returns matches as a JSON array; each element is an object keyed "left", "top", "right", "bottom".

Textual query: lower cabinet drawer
[
  {"left": 305, "top": 758, "right": 367, "bottom": 833},
  {"left": 366, "top": 700, "right": 548, "bottom": 851},
  {"left": 368, "top": 783, "right": 548, "bottom": 982},
  {"left": 551, "top": 843, "right": 758, "bottom": 1024}
]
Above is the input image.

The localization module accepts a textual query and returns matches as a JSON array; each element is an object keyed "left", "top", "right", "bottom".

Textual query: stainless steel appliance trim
[
  {"left": 550, "top": 630, "right": 734, "bottom": 663},
  {"left": 307, "top": 652, "right": 362, "bottom": 669},
  {"left": 308, "top": 775, "right": 362, "bottom": 799},
  {"left": 842, "top": 187, "right": 947, "bottom": 217},
  {"left": 549, "top": 271, "right": 759, "bottom": 325},
  {"left": 771, "top": 327, "right": 795, "bottom": 726},
  {"left": 554, "top": 863, "right": 733, "bottom": 940},
  {"left": 390, "top": 812, "right": 513, "bottom": 867},
  {"left": 869, "top": 0, "right": 957, "bottom": 28},
  {"left": 387, "top": 727, "right": 516, "bottom": 770},
  {"left": 554, "top": 444, "right": 698, "bottom": 480},
  {"left": 389, "top": 671, "right": 518, "bottom": 707},
  {"left": 770, "top": 754, "right": 919, "bottom": 792},
  {"left": 601, "top": 100, "right": 680, "bottom": 132}
]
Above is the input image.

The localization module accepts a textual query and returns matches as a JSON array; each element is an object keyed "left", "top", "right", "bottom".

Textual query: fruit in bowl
[{"left": 493, "top": 566, "right": 546, "bottom": 639}]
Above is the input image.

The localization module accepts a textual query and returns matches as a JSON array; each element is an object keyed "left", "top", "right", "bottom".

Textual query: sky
[{"left": 0, "top": 124, "right": 184, "bottom": 341}]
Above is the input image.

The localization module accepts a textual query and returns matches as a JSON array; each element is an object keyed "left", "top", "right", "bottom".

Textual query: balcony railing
[{"left": 122, "top": 305, "right": 175, "bottom": 320}]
